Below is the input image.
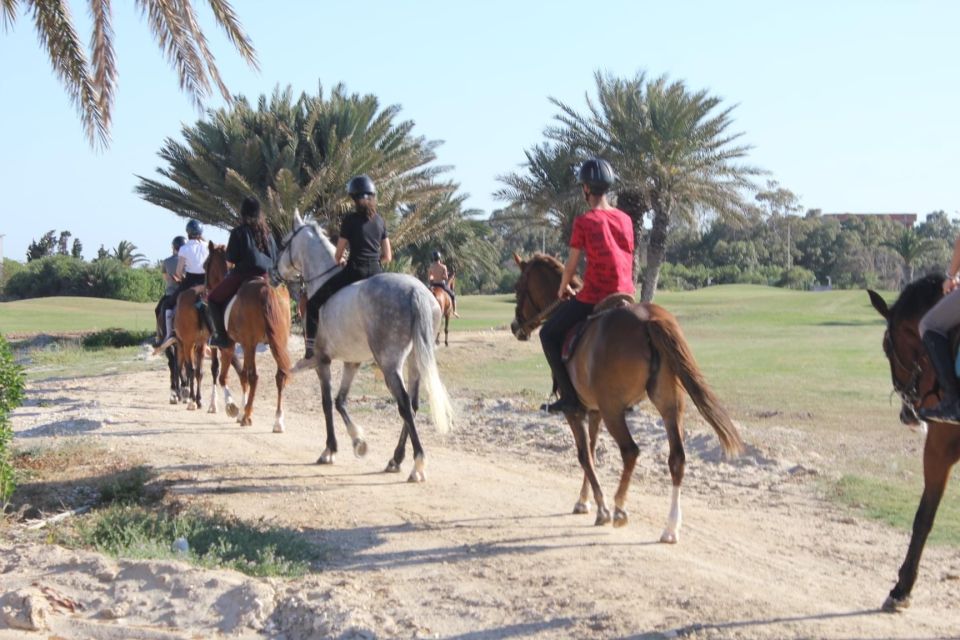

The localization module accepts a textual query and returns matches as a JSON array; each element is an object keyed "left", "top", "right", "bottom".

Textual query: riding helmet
[
  {"left": 347, "top": 174, "right": 377, "bottom": 198},
  {"left": 432, "top": 251, "right": 442, "bottom": 261},
  {"left": 172, "top": 235, "right": 186, "bottom": 251},
  {"left": 577, "top": 157, "right": 617, "bottom": 194},
  {"left": 185, "top": 219, "right": 204, "bottom": 238}
]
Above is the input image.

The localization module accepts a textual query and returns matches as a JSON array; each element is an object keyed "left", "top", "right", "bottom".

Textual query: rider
[
  {"left": 917, "top": 235, "right": 960, "bottom": 423},
  {"left": 427, "top": 250, "right": 460, "bottom": 318},
  {"left": 299, "top": 174, "right": 392, "bottom": 365},
  {"left": 539, "top": 157, "right": 635, "bottom": 414},
  {"left": 204, "top": 196, "right": 277, "bottom": 348},
  {"left": 173, "top": 219, "right": 208, "bottom": 296},
  {"left": 155, "top": 235, "right": 185, "bottom": 344}
]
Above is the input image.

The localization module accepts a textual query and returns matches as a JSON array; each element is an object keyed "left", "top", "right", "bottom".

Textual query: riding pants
[
  {"left": 429, "top": 280, "right": 457, "bottom": 306},
  {"left": 919, "top": 286, "right": 960, "bottom": 338},
  {"left": 306, "top": 263, "right": 381, "bottom": 341},
  {"left": 540, "top": 299, "right": 594, "bottom": 398}
]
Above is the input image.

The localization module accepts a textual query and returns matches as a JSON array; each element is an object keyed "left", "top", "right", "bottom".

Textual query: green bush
[
  {"left": 3, "top": 256, "right": 163, "bottom": 302},
  {"left": 0, "top": 334, "right": 26, "bottom": 505},
  {"left": 82, "top": 328, "right": 155, "bottom": 349}
]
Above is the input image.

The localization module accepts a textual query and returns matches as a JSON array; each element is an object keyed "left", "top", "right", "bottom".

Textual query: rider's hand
[
  {"left": 945, "top": 274, "right": 958, "bottom": 294},
  {"left": 338, "top": 256, "right": 347, "bottom": 267}
]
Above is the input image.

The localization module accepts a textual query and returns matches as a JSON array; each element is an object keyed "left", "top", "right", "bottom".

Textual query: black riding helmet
[
  {"left": 172, "top": 236, "right": 186, "bottom": 251},
  {"left": 432, "top": 251, "right": 442, "bottom": 261},
  {"left": 577, "top": 157, "right": 616, "bottom": 195},
  {"left": 186, "top": 219, "right": 203, "bottom": 238},
  {"left": 347, "top": 174, "right": 376, "bottom": 198}
]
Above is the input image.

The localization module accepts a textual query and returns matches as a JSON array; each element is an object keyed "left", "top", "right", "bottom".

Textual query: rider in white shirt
[{"left": 174, "top": 219, "right": 209, "bottom": 293}]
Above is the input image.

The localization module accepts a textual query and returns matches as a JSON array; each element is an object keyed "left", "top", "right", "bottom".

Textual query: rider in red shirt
[{"left": 540, "top": 158, "right": 635, "bottom": 413}]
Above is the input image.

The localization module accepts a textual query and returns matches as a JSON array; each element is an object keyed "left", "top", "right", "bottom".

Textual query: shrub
[
  {"left": 0, "top": 334, "right": 26, "bottom": 505},
  {"left": 3, "top": 256, "right": 163, "bottom": 302},
  {"left": 82, "top": 328, "right": 155, "bottom": 349},
  {"left": 5, "top": 255, "right": 87, "bottom": 298}
]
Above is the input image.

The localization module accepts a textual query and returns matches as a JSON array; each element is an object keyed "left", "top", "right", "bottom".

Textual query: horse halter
[
  {"left": 512, "top": 267, "right": 561, "bottom": 340},
  {"left": 884, "top": 325, "right": 927, "bottom": 412},
  {"left": 275, "top": 225, "right": 339, "bottom": 286}
]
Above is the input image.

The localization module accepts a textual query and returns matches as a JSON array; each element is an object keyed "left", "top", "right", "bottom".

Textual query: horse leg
[
  {"left": 185, "top": 345, "right": 199, "bottom": 411},
  {"left": 443, "top": 314, "right": 449, "bottom": 347},
  {"left": 574, "top": 410, "right": 603, "bottom": 515},
  {"left": 194, "top": 344, "right": 204, "bottom": 410},
  {"left": 382, "top": 368, "right": 425, "bottom": 482},
  {"left": 166, "top": 347, "right": 179, "bottom": 404},
  {"left": 315, "top": 358, "right": 338, "bottom": 464},
  {"left": 883, "top": 431, "right": 958, "bottom": 611},
  {"left": 565, "top": 409, "right": 609, "bottom": 525},
  {"left": 273, "top": 362, "right": 288, "bottom": 434},
  {"left": 599, "top": 404, "right": 640, "bottom": 528},
  {"left": 651, "top": 382, "right": 686, "bottom": 543},
  {"left": 208, "top": 347, "right": 220, "bottom": 414},
  {"left": 219, "top": 347, "right": 241, "bottom": 418},
  {"left": 239, "top": 346, "right": 257, "bottom": 427},
  {"left": 386, "top": 425, "right": 409, "bottom": 474},
  {"left": 334, "top": 363, "right": 366, "bottom": 456}
]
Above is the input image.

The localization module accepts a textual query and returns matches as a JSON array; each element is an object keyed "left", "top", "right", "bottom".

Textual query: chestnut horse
[
  {"left": 868, "top": 275, "right": 960, "bottom": 611},
  {"left": 206, "top": 244, "right": 292, "bottom": 431},
  {"left": 431, "top": 274, "right": 455, "bottom": 347},
  {"left": 511, "top": 253, "right": 743, "bottom": 541}
]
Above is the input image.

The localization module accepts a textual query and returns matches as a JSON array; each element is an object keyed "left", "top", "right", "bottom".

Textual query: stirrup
[
  {"left": 540, "top": 396, "right": 583, "bottom": 415},
  {"left": 209, "top": 334, "right": 232, "bottom": 349}
]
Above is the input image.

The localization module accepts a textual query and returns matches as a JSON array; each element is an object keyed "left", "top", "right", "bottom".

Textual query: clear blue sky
[{"left": 2, "top": 0, "right": 958, "bottom": 264}]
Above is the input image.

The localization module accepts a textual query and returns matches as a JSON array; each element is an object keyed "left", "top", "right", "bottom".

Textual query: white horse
[{"left": 276, "top": 211, "right": 454, "bottom": 482}]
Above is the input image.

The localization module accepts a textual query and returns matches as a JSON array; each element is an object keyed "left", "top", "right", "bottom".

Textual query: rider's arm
[
  {"left": 558, "top": 248, "right": 581, "bottom": 299},
  {"left": 381, "top": 238, "right": 392, "bottom": 264},
  {"left": 334, "top": 237, "right": 349, "bottom": 266},
  {"left": 946, "top": 235, "right": 960, "bottom": 293},
  {"left": 174, "top": 255, "right": 186, "bottom": 280}
]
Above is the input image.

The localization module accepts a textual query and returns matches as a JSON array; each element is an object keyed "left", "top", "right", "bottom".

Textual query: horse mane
[
  {"left": 526, "top": 253, "right": 583, "bottom": 289},
  {"left": 303, "top": 219, "right": 337, "bottom": 255},
  {"left": 890, "top": 273, "right": 945, "bottom": 321}
]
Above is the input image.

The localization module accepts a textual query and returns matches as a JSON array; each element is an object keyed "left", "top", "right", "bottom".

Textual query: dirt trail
[{"left": 3, "top": 331, "right": 960, "bottom": 639}]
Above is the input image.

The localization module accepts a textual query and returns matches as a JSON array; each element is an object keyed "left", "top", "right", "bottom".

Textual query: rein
[
  {"left": 886, "top": 323, "right": 933, "bottom": 409},
  {"left": 275, "top": 224, "right": 341, "bottom": 286},
  {"left": 516, "top": 298, "right": 562, "bottom": 337}
]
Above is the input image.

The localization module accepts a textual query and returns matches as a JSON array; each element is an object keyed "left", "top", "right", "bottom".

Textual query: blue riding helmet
[{"left": 186, "top": 219, "right": 203, "bottom": 238}]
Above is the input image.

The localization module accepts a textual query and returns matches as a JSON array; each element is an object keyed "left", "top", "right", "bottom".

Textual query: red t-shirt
[{"left": 569, "top": 207, "right": 635, "bottom": 304}]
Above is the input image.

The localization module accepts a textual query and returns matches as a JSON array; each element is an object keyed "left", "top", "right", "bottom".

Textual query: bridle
[
  {"left": 512, "top": 265, "right": 562, "bottom": 340},
  {"left": 884, "top": 323, "right": 930, "bottom": 411},
  {"left": 274, "top": 224, "right": 340, "bottom": 286}
]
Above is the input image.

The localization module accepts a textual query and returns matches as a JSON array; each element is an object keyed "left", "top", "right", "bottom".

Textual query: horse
[
  {"left": 204, "top": 244, "right": 292, "bottom": 431},
  {"left": 163, "top": 343, "right": 187, "bottom": 404},
  {"left": 868, "top": 275, "right": 960, "bottom": 611},
  {"left": 276, "top": 211, "right": 453, "bottom": 482},
  {"left": 431, "top": 274, "right": 455, "bottom": 346},
  {"left": 510, "top": 252, "right": 743, "bottom": 540}
]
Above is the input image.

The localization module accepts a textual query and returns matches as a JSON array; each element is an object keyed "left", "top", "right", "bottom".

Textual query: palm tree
[
  {"left": 881, "top": 227, "right": 939, "bottom": 287},
  {"left": 112, "top": 240, "right": 146, "bottom": 267},
  {"left": 549, "top": 71, "right": 765, "bottom": 301},
  {"left": 3, "top": 0, "right": 257, "bottom": 148},
  {"left": 136, "top": 83, "right": 467, "bottom": 251}
]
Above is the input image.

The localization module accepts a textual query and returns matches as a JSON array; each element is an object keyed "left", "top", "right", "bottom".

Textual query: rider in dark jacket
[{"left": 205, "top": 196, "right": 277, "bottom": 348}]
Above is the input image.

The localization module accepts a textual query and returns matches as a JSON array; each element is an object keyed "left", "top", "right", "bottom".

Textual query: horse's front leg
[
  {"left": 239, "top": 346, "right": 257, "bottom": 427},
  {"left": 334, "top": 363, "right": 366, "bottom": 456},
  {"left": 208, "top": 347, "right": 221, "bottom": 414},
  {"left": 315, "top": 357, "right": 338, "bottom": 464},
  {"left": 564, "top": 408, "right": 608, "bottom": 525},
  {"left": 382, "top": 368, "right": 424, "bottom": 482},
  {"left": 883, "top": 431, "right": 956, "bottom": 611},
  {"left": 574, "top": 410, "right": 603, "bottom": 515}
]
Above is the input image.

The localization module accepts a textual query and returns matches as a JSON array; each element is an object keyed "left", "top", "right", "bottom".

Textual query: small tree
[
  {"left": 881, "top": 228, "right": 939, "bottom": 287},
  {"left": 26, "top": 230, "right": 57, "bottom": 261},
  {"left": 0, "top": 335, "right": 25, "bottom": 506},
  {"left": 71, "top": 238, "right": 84, "bottom": 259}
]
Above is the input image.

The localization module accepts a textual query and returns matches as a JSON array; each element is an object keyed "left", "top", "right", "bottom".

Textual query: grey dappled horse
[{"left": 277, "top": 211, "right": 453, "bottom": 482}]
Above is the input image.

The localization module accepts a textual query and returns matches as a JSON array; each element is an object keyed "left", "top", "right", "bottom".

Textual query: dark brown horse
[
  {"left": 206, "top": 245, "right": 292, "bottom": 430},
  {"left": 868, "top": 275, "right": 960, "bottom": 611},
  {"left": 511, "top": 252, "right": 743, "bottom": 541},
  {"left": 431, "top": 274, "right": 455, "bottom": 347}
]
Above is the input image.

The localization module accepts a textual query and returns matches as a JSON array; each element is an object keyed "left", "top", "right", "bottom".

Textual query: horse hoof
[
  {"left": 273, "top": 423, "right": 285, "bottom": 434},
  {"left": 207, "top": 405, "right": 217, "bottom": 414},
  {"left": 240, "top": 418, "right": 252, "bottom": 427},
  {"left": 595, "top": 507, "right": 612, "bottom": 526},
  {"left": 882, "top": 595, "right": 910, "bottom": 612},
  {"left": 385, "top": 460, "right": 401, "bottom": 473},
  {"left": 187, "top": 402, "right": 197, "bottom": 411},
  {"left": 169, "top": 396, "right": 178, "bottom": 405},
  {"left": 407, "top": 470, "right": 425, "bottom": 483},
  {"left": 613, "top": 508, "right": 629, "bottom": 528},
  {"left": 573, "top": 502, "right": 591, "bottom": 515},
  {"left": 317, "top": 450, "right": 335, "bottom": 465},
  {"left": 225, "top": 403, "right": 240, "bottom": 418},
  {"left": 659, "top": 530, "right": 679, "bottom": 544},
  {"left": 353, "top": 439, "right": 368, "bottom": 458}
]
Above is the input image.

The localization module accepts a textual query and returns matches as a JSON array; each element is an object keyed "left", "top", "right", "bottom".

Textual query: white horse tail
[{"left": 411, "top": 288, "right": 454, "bottom": 434}]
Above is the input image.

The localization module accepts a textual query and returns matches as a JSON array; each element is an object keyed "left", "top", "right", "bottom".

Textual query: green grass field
[{"left": 2, "top": 287, "right": 957, "bottom": 543}]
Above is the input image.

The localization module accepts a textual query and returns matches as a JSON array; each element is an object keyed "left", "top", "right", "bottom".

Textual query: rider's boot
[
  {"left": 292, "top": 336, "right": 316, "bottom": 373},
  {"left": 918, "top": 330, "right": 960, "bottom": 424},
  {"left": 205, "top": 301, "right": 233, "bottom": 348},
  {"left": 540, "top": 341, "right": 584, "bottom": 415}
]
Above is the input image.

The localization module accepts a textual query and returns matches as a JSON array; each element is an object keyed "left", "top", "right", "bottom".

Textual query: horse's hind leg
[
  {"left": 382, "top": 368, "right": 425, "bottom": 482},
  {"left": 239, "top": 347, "right": 257, "bottom": 426},
  {"left": 884, "top": 430, "right": 958, "bottom": 611},
  {"left": 565, "top": 409, "right": 610, "bottom": 525},
  {"left": 334, "top": 363, "right": 366, "bottom": 456},
  {"left": 650, "top": 381, "right": 686, "bottom": 543},
  {"left": 443, "top": 315, "right": 449, "bottom": 347},
  {"left": 219, "top": 348, "right": 241, "bottom": 418},
  {"left": 316, "top": 358, "right": 338, "bottom": 464},
  {"left": 208, "top": 348, "right": 221, "bottom": 414},
  {"left": 574, "top": 410, "right": 603, "bottom": 515},
  {"left": 599, "top": 404, "right": 640, "bottom": 528}
]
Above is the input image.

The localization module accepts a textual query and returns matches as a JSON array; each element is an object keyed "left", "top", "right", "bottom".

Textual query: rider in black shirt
[{"left": 299, "top": 174, "right": 392, "bottom": 365}]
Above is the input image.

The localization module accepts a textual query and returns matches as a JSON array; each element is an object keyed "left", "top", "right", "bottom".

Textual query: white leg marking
[
  {"left": 273, "top": 410, "right": 285, "bottom": 433},
  {"left": 660, "top": 486, "right": 682, "bottom": 544}
]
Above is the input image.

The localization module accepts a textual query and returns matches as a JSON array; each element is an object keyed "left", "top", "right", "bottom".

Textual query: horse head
[
  {"left": 868, "top": 273, "right": 945, "bottom": 427},
  {"left": 510, "top": 252, "right": 572, "bottom": 340},
  {"left": 205, "top": 242, "right": 229, "bottom": 289},
  {"left": 277, "top": 210, "right": 339, "bottom": 287}
]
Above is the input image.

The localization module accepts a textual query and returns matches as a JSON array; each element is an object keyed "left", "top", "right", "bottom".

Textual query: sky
[{"left": 2, "top": 0, "right": 959, "bottom": 264}]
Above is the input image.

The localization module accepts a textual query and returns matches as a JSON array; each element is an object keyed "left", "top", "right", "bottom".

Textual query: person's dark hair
[
  {"left": 240, "top": 196, "right": 270, "bottom": 253},
  {"left": 355, "top": 195, "right": 377, "bottom": 218}
]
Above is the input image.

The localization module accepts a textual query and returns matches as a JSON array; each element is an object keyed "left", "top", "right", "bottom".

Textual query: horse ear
[
  {"left": 867, "top": 289, "right": 890, "bottom": 319},
  {"left": 513, "top": 252, "right": 523, "bottom": 267},
  {"left": 293, "top": 209, "right": 304, "bottom": 227},
  {"left": 208, "top": 240, "right": 215, "bottom": 252}
]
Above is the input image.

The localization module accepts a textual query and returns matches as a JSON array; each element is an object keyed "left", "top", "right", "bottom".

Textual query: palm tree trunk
[
  {"left": 641, "top": 206, "right": 671, "bottom": 302},
  {"left": 616, "top": 189, "right": 647, "bottom": 287}
]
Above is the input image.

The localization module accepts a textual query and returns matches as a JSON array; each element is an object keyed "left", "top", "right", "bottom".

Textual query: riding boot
[
  {"left": 918, "top": 331, "right": 960, "bottom": 424},
  {"left": 205, "top": 301, "right": 232, "bottom": 348},
  {"left": 540, "top": 341, "right": 583, "bottom": 415}
]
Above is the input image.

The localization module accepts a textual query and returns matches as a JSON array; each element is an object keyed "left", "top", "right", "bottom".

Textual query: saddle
[{"left": 561, "top": 293, "right": 635, "bottom": 362}]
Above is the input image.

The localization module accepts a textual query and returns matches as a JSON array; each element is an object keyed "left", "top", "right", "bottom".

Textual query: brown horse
[
  {"left": 511, "top": 252, "right": 743, "bottom": 541},
  {"left": 868, "top": 275, "right": 960, "bottom": 611},
  {"left": 206, "top": 245, "right": 292, "bottom": 430},
  {"left": 431, "top": 274, "right": 455, "bottom": 346}
]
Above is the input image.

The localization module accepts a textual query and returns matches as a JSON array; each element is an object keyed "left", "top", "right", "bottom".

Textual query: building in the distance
[{"left": 822, "top": 212, "right": 917, "bottom": 228}]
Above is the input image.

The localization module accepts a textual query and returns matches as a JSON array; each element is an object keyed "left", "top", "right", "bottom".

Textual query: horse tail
[
  {"left": 262, "top": 283, "right": 292, "bottom": 376},
  {"left": 645, "top": 307, "right": 744, "bottom": 457},
  {"left": 411, "top": 288, "right": 454, "bottom": 433}
]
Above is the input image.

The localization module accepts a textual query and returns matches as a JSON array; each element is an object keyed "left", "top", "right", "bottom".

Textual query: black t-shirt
[
  {"left": 339, "top": 212, "right": 387, "bottom": 267},
  {"left": 226, "top": 225, "right": 277, "bottom": 274}
]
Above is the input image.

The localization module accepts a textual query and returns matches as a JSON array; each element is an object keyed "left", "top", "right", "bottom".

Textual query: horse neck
[
  {"left": 300, "top": 231, "right": 340, "bottom": 298},
  {"left": 531, "top": 264, "right": 561, "bottom": 308}
]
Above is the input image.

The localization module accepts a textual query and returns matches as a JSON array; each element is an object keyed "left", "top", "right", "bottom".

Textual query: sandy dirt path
[{"left": 3, "top": 331, "right": 960, "bottom": 639}]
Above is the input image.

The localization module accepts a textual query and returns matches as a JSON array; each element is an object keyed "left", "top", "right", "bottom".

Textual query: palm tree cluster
[
  {"left": 3, "top": 0, "right": 257, "bottom": 148},
  {"left": 499, "top": 71, "right": 764, "bottom": 301}
]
